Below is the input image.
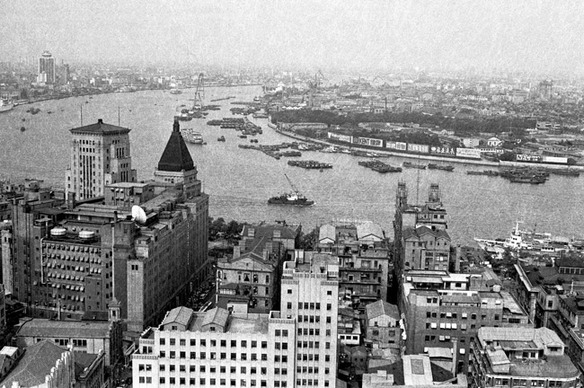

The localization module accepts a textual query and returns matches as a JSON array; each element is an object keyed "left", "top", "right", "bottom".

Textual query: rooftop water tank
[
  {"left": 50, "top": 227, "right": 67, "bottom": 237},
  {"left": 79, "top": 230, "right": 95, "bottom": 239}
]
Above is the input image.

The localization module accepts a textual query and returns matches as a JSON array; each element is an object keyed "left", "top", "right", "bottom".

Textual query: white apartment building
[{"left": 133, "top": 252, "right": 340, "bottom": 388}]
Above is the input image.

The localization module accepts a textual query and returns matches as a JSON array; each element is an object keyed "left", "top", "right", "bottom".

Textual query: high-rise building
[
  {"left": 280, "top": 251, "right": 339, "bottom": 387},
  {"left": 132, "top": 252, "right": 340, "bottom": 388},
  {"left": 65, "top": 119, "right": 137, "bottom": 201},
  {"left": 37, "top": 50, "right": 55, "bottom": 84},
  {"left": 7, "top": 120, "right": 209, "bottom": 332}
]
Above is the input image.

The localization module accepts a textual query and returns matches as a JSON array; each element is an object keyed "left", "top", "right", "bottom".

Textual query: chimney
[
  {"left": 454, "top": 245, "right": 461, "bottom": 273},
  {"left": 97, "top": 118, "right": 103, "bottom": 124},
  {"left": 66, "top": 192, "right": 76, "bottom": 210}
]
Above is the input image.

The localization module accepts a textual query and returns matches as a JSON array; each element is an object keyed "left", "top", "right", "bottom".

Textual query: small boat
[
  {"left": 217, "top": 136, "right": 226, "bottom": 142},
  {"left": 428, "top": 163, "right": 454, "bottom": 172},
  {"left": 403, "top": 161, "right": 426, "bottom": 169},
  {"left": 239, "top": 135, "right": 248, "bottom": 139}
]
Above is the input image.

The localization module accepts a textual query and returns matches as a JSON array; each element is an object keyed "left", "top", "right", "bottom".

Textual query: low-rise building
[
  {"left": 14, "top": 316, "right": 122, "bottom": 367},
  {"left": 365, "top": 300, "right": 401, "bottom": 350},
  {"left": 403, "top": 270, "right": 530, "bottom": 371},
  {"left": 317, "top": 222, "right": 391, "bottom": 307},
  {"left": 469, "top": 327, "right": 580, "bottom": 388}
]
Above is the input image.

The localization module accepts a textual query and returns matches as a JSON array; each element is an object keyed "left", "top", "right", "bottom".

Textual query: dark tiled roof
[
  {"left": 1, "top": 341, "right": 66, "bottom": 388},
  {"left": 70, "top": 119, "right": 131, "bottom": 135},
  {"left": 157, "top": 120, "right": 195, "bottom": 172}
]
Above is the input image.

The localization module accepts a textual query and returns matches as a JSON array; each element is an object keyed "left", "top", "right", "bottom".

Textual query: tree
[{"left": 299, "top": 228, "right": 319, "bottom": 250}]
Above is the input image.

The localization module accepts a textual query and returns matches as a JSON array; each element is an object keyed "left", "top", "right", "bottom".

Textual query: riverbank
[{"left": 269, "top": 123, "right": 584, "bottom": 171}]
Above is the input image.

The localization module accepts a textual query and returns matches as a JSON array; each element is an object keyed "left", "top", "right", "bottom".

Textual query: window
[{"left": 287, "top": 289, "right": 292, "bottom": 294}]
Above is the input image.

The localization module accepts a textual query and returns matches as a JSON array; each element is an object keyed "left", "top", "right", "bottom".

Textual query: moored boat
[{"left": 268, "top": 174, "right": 314, "bottom": 206}]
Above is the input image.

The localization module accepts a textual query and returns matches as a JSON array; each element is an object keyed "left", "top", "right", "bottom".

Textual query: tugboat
[{"left": 268, "top": 174, "right": 314, "bottom": 206}]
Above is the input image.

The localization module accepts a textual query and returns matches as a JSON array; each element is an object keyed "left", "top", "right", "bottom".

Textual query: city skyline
[{"left": 2, "top": 0, "right": 584, "bottom": 75}]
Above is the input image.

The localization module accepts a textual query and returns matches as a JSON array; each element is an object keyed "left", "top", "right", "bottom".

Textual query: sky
[{"left": 2, "top": 0, "right": 584, "bottom": 75}]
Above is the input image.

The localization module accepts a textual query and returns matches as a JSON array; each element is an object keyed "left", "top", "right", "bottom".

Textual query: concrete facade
[{"left": 65, "top": 119, "right": 137, "bottom": 201}]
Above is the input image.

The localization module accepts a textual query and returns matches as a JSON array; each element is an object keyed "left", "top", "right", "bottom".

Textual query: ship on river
[
  {"left": 474, "top": 221, "right": 572, "bottom": 256},
  {"left": 268, "top": 174, "right": 314, "bottom": 206}
]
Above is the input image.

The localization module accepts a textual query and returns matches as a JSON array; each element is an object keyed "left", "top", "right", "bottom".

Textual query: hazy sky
[{"left": 2, "top": 0, "right": 584, "bottom": 74}]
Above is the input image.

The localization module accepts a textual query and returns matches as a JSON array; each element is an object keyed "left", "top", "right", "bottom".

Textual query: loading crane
[{"left": 285, "top": 173, "right": 299, "bottom": 194}]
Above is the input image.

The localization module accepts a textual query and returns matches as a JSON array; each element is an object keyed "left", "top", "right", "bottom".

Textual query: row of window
[
  {"left": 147, "top": 377, "right": 275, "bottom": 387},
  {"left": 297, "top": 327, "right": 332, "bottom": 337},
  {"left": 426, "top": 322, "right": 474, "bottom": 330},
  {"left": 154, "top": 365, "right": 287, "bottom": 375},
  {"left": 160, "top": 339, "right": 268, "bottom": 348},
  {"left": 159, "top": 351, "right": 286, "bottom": 362}
]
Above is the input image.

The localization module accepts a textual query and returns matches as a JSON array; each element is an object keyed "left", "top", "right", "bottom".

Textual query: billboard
[
  {"left": 516, "top": 154, "right": 542, "bottom": 163},
  {"left": 542, "top": 156, "right": 568, "bottom": 164},
  {"left": 456, "top": 148, "right": 482, "bottom": 159},
  {"left": 430, "top": 146, "right": 456, "bottom": 156},
  {"left": 408, "top": 143, "right": 429, "bottom": 154}
]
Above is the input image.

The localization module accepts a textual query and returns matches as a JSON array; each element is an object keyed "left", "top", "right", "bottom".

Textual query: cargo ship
[{"left": 268, "top": 174, "right": 314, "bottom": 206}]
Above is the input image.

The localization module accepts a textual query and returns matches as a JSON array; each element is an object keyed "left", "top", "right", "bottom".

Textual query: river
[{"left": 1, "top": 86, "right": 583, "bottom": 246}]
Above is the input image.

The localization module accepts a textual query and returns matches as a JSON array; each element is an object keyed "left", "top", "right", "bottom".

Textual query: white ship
[
  {"left": 180, "top": 128, "right": 204, "bottom": 144},
  {"left": 474, "top": 221, "right": 571, "bottom": 256},
  {"left": 0, "top": 99, "right": 14, "bottom": 113}
]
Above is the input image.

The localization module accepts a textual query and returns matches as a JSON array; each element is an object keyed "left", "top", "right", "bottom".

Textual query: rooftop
[
  {"left": 70, "top": 118, "right": 131, "bottom": 135},
  {"left": 16, "top": 318, "right": 112, "bottom": 339},
  {"left": 0, "top": 341, "right": 67, "bottom": 388},
  {"left": 157, "top": 120, "right": 195, "bottom": 172},
  {"left": 366, "top": 300, "right": 400, "bottom": 320}
]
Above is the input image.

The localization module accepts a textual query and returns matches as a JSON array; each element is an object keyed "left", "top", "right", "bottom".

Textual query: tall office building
[
  {"left": 7, "top": 120, "right": 208, "bottom": 332},
  {"left": 37, "top": 50, "right": 55, "bottom": 84},
  {"left": 280, "top": 251, "right": 340, "bottom": 387},
  {"left": 65, "top": 119, "right": 137, "bottom": 201},
  {"left": 132, "top": 252, "right": 339, "bottom": 388}
]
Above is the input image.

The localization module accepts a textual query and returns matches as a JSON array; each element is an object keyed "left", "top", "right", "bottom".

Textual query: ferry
[{"left": 180, "top": 129, "right": 204, "bottom": 144}]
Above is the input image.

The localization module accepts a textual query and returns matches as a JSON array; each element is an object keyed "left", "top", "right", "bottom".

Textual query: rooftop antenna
[
  {"left": 80, "top": 104, "right": 83, "bottom": 126},
  {"left": 117, "top": 106, "right": 121, "bottom": 126}
]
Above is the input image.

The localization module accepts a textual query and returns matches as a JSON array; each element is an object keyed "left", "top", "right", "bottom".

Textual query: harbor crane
[{"left": 284, "top": 174, "right": 300, "bottom": 194}]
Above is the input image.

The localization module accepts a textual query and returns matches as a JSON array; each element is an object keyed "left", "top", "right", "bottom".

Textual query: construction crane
[
  {"left": 284, "top": 174, "right": 299, "bottom": 194},
  {"left": 307, "top": 70, "right": 326, "bottom": 90},
  {"left": 192, "top": 73, "right": 205, "bottom": 111}
]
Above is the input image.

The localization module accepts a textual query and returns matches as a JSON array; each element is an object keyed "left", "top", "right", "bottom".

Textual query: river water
[{"left": 1, "top": 86, "right": 583, "bottom": 245}]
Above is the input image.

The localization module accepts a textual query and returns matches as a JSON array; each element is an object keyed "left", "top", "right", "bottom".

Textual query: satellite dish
[{"left": 131, "top": 205, "right": 147, "bottom": 224}]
